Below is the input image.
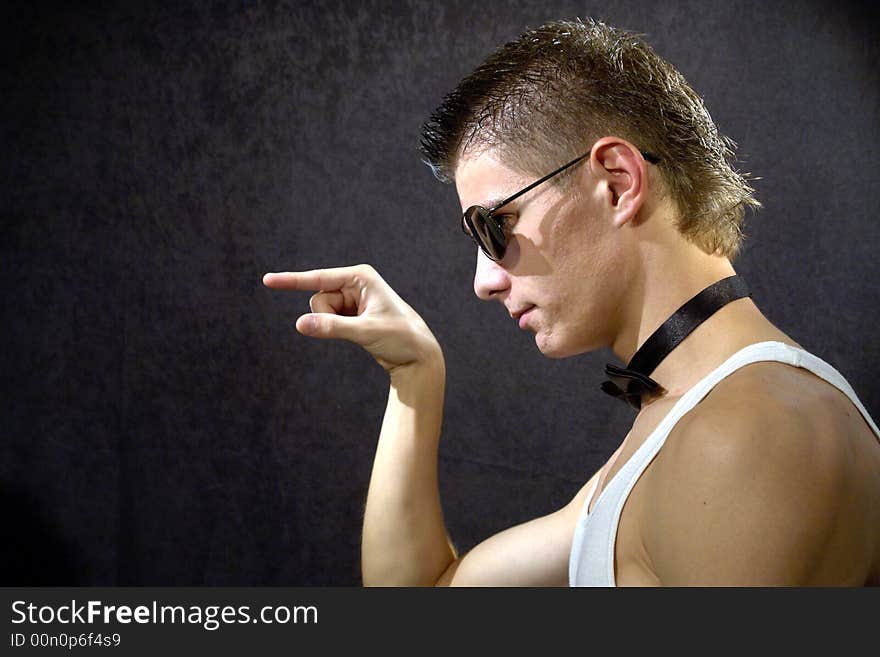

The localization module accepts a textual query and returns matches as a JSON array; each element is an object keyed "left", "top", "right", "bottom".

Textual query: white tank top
[{"left": 568, "top": 341, "right": 880, "bottom": 586}]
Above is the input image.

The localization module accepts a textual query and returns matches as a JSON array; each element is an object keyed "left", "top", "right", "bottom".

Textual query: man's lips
[{"left": 510, "top": 305, "right": 536, "bottom": 328}]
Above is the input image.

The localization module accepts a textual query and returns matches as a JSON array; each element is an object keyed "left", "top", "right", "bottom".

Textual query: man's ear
[{"left": 591, "top": 137, "right": 649, "bottom": 227}]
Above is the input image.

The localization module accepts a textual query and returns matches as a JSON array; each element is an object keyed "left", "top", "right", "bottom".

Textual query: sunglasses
[{"left": 461, "top": 149, "right": 661, "bottom": 261}]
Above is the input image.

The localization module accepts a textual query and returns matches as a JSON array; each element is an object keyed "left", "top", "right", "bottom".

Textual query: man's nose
[{"left": 473, "top": 248, "right": 510, "bottom": 300}]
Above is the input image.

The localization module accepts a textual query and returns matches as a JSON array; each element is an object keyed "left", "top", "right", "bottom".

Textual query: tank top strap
[{"left": 660, "top": 341, "right": 880, "bottom": 441}]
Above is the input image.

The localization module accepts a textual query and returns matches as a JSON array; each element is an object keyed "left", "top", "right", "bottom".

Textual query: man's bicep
[{"left": 436, "top": 471, "right": 600, "bottom": 587}]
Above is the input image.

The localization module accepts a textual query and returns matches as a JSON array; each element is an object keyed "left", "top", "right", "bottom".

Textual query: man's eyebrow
[
  {"left": 486, "top": 196, "right": 517, "bottom": 212},
  {"left": 464, "top": 196, "right": 509, "bottom": 213}
]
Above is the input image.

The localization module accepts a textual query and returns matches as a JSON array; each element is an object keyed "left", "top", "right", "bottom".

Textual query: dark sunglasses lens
[{"left": 464, "top": 206, "right": 505, "bottom": 261}]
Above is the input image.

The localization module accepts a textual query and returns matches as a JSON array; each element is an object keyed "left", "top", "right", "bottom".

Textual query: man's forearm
[{"left": 361, "top": 355, "right": 453, "bottom": 586}]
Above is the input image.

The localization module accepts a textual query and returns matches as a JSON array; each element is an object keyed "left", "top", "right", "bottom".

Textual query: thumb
[{"left": 295, "top": 313, "right": 377, "bottom": 344}]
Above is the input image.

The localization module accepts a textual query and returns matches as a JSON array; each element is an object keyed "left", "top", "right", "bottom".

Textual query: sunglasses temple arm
[
  {"left": 488, "top": 153, "right": 590, "bottom": 213},
  {"left": 487, "top": 149, "right": 658, "bottom": 213}
]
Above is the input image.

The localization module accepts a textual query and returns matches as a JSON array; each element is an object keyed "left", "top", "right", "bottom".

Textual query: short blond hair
[{"left": 419, "top": 19, "right": 761, "bottom": 258}]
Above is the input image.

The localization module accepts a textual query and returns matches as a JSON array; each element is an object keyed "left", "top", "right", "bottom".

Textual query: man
[{"left": 263, "top": 19, "right": 880, "bottom": 585}]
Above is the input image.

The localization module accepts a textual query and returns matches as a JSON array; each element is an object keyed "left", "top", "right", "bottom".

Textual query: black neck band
[{"left": 600, "top": 275, "right": 751, "bottom": 410}]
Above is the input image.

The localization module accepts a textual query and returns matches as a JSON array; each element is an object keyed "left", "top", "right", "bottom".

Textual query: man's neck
[{"left": 609, "top": 242, "right": 796, "bottom": 408}]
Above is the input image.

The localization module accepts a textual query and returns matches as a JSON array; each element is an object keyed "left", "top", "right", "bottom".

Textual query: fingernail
[{"left": 297, "top": 315, "right": 316, "bottom": 335}]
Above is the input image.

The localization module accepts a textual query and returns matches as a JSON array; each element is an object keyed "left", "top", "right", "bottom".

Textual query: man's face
[{"left": 454, "top": 149, "right": 631, "bottom": 358}]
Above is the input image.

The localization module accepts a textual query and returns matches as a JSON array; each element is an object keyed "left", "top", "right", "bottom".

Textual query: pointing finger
[{"left": 263, "top": 265, "right": 377, "bottom": 292}]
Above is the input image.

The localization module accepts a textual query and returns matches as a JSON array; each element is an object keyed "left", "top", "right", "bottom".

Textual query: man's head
[{"left": 420, "top": 18, "right": 760, "bottom": 259}]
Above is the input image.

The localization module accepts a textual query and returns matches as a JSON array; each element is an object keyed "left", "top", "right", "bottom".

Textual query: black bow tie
[
  {"left": 601, "top": 275, "right": 751, "bottom": 411},
  {"left": 600, "top": 363, "right": 664, "bottom": 411}
]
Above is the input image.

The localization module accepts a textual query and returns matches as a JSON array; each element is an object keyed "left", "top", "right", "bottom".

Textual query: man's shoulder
[
  {"left": 675, "top": 357, "right": 850, "bottom": 445},
  {"left": 656, "top": 358, "right": 858, "bottom": 482}
]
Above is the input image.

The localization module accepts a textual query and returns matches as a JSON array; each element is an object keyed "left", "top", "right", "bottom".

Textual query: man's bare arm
[
  {"left": 363, "top": 353, "right": 600, "bottom": 586},
  {"left": 361, "top": 356, "right": 454, "bottom": 585},
  {"left": 264, "top": 265, "right": 597, "bottom": 586}
]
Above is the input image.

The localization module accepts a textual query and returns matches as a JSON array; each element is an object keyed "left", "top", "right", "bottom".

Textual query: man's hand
[{"left": 263, "top": 264, "right": 442, "bottom": 375}]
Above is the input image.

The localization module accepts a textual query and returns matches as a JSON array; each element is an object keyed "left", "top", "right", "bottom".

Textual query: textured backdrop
[{"left": 2, "top": 0, "right": 878, "bottom": 585}]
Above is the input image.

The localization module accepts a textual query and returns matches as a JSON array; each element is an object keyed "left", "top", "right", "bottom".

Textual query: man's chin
[
  {"left": 534, "top": 333, "right": 574, "bottom": 359},
  {"left": 534, "top": 331, "right": 593, "bottom": 359}
]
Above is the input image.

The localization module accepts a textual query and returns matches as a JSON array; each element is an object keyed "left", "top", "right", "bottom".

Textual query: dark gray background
[{"left": 2, "top": 0, "right": 878, "bottom": 585}]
